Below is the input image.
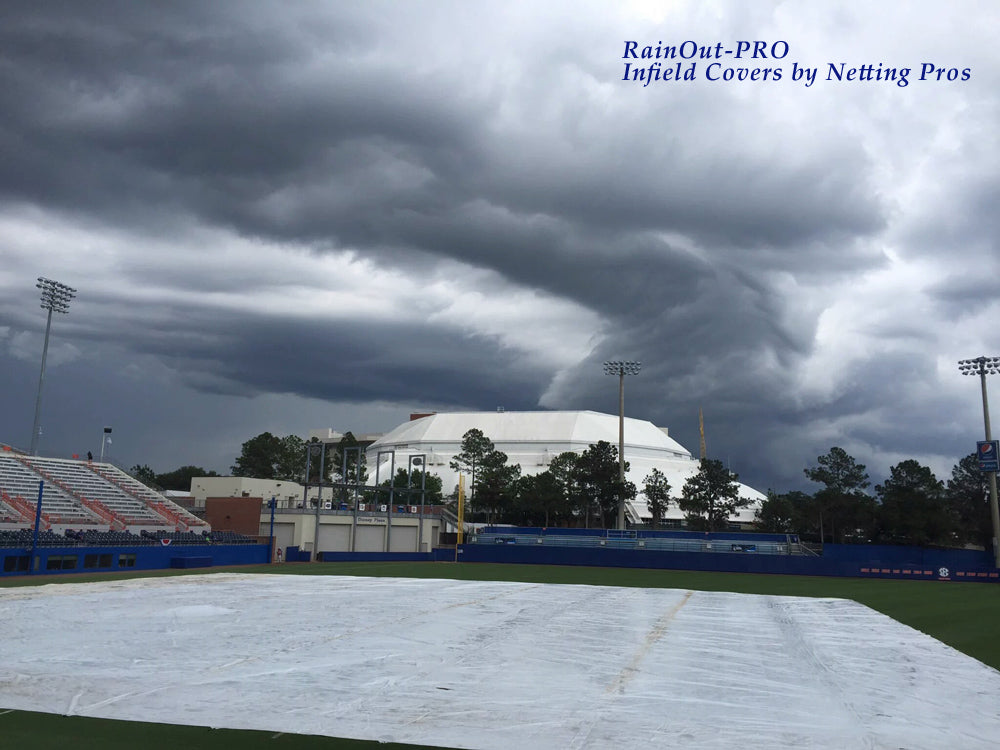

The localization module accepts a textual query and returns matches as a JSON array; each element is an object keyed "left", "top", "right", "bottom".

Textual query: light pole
[
  {"left": 376, "top": 450, "right": 396, "bottom": 552},
  {"left": 409, "top": 454, "right": 427, "bottom": 553},
  {"left": 603, "top": 360, "right": 641, "bottom": 530},
  {"left": 99, "top": 426, "right": 112, "bottom": 462},
  {"left": 269, "top": 496, "right": 276, "bottom": 563},
  {"left": 959, "top": 356, "right": 1000, "bottom": 568},
  {"left": 30, "top": 277, "right": 76, "bottom": 455}
]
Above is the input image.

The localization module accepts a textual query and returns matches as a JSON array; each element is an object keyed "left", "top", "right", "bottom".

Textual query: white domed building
[{"left": 365, "top": 411, "right": 764, "bottom": 526}]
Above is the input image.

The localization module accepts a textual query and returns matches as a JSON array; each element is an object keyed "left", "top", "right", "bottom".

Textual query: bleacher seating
[
  {"left": 21, "top": 457, "right": 169, "bottom": 527},
  {"left": 208, "top": 530, "right": 257, "bottom": 545},
  {"left": 0, "top": 528, "right": 79, "bottom": 548},
  {"left": 0, "top": 497, "right": 26, "bottom": 524},
  {"left": 76, "top": 529, "right": 149, "bottom": 547},
  {"left": 143, "top": 530, "right": 210, "bottom": 545},
  {"left": 0, "top": 528, "right": 162, "bottom": 548},
  {"left": 0, "top": 456, "right": 102, "bottom": 526},
  {"left": 0, "top": 455, "right": 210, "bottom": 534},
  {"left": 86, "top": 462, "right": 208, "bottom": 530}
]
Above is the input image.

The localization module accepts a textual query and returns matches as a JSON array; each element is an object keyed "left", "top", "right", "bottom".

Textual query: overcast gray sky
[{"left": 1, "top": 0, "right": 997, "bottom": 492}]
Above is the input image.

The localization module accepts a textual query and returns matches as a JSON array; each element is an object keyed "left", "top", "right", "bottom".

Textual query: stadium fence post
[
  {"left": 30, "top": 480, "right": 44, "bottom": 574},
  {"left": 313, "top": 443, "right": 326, "bottom": 561},
  {"left": 269, "top": 496, "right": 276, "bottom": 563},
  {"left": 455, "top": 475, "right": 465, "bottom": 563}
]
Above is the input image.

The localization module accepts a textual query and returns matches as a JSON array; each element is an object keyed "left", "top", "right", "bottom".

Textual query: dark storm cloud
[
  {"left": 64, "top": 300, "right": 547, "bottom": 410},
  {"left": 633, "top": 349, "right": 963, "bottom": 492},
  {"left": 0, "top": 1, "right": 887, "bottom": 269},
  {"left": 178, "top": 315, "right": 546, "bottom": 410},
  {"left": 0, "top": 1, "right": 996, "bottom": 491}
]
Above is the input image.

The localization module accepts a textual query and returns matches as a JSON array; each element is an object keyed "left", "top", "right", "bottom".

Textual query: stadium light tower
[
  {"left": 30, "top": 277, "right": 76, "bottom": 455},
  {"left": 958, "top": 356, "right": 1000, "bottom": 569},
  {"left": 99, "top": 426, "right": 113, "bottom": 463},
  {"left": 603, "top": 360, "right": 641, "bottom": 530}
]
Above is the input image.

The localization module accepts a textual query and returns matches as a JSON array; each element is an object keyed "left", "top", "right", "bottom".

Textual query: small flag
[{"left": 160, "top": 538, "right": 172, "bottom": 546}]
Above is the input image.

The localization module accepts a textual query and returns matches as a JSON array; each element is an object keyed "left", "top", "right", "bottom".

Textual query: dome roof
[
  {"left": 371, "top": 410, "right": 692, "bottom": 458},
  {"left": 366, "top": 410, "right": 763, "bottom": 525}
]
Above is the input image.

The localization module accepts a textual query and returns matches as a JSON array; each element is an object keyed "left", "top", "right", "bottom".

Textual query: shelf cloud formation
[{"left": 1, "top": 0, "right": 997, "bottom": 491}]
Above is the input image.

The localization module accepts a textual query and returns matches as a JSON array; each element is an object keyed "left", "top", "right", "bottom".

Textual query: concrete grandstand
[
  {"left": 364, "top": 410, "right": 765, "bottom": 526},
  {"left": 0, "top": 451, "right": 207, "bottom": 534}
]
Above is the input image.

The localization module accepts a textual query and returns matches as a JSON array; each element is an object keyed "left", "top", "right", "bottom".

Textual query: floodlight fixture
[
  {"left": 958, "top": 355, "right": 1000, "bottom": 568},
  {"left": 37, "top": 277, "right": 75, "bottom": 314},
  {"left": 604, "top": 360, "right": 642, "bottom": 376},
  {"left": 30, "top": 277, "right": 77, "bottom": 455},
  {"left": 603, "top": 360, "right": 642, "bottom": 530},
  {"left": 99, "top": 426, "right": 112, "bottom": 463},
  {"left": 959, "top": 356, "right": 1000, "bottom": 376}
]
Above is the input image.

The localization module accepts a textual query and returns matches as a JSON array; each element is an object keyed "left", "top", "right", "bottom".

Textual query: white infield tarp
[{"left": 1, "top": 573, "right": 999, "bottom": 749}]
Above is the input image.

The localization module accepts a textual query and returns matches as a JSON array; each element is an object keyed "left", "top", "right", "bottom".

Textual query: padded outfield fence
[
  {"left": 473, "top": 528, "right": 808, "bottom": 555},
  {"left": 4, "top": 520, "right": 996, "bottom": 582},
  {"left": 1, "top": 540, "right": 269, "bottom": 576},
  {"left": 458, "top": 528, "right": 998, "bottom": 582},
  {"left": 295, "top": 526, "right": 1000, "bottom": 583}
]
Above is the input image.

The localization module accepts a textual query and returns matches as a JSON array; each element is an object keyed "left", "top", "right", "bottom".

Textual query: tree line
[
  {"left": 447, "top": 428, "right": 631, "bottom": 527},
  {"left": 758, "top": 447, "right": 992, "bottom": 548},
  {"left": 129, "top": 428, "right": 766, "bottom": 532},
  {"left": 132, "top": 431, "right": 443, "bottom": 504},
  {"left": 445, "top": 428, "right": 754, "bottom": 530},
  {"left": 133, "top": 429, "right": 992, "bottom": 549},
  {"left": 437, "top": 433, "right": 992, "bottom": 546},
  {"left": 134, "top": 432, "right": 369, "bottom": 487}
]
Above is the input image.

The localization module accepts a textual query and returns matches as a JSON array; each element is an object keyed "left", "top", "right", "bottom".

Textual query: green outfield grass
[
  {"left": 3, "top": 560, "right": 999, "bottom": 749},
  {"left": 0, "top": 710, "right": 451, "bottom": 750}
]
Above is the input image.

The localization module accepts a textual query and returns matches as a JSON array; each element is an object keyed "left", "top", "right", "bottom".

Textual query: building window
[
  {"left": 45, "top": 555, "right": 78, "bottom": 571},
  {"left": 118, "top": 553, "right": 136, "bottom": 568},
  {"left": 3, "top": 555, "right": 29, "bottom": 573},
  {"left": 83, "top": 554, "right": 113, "bottom": 569}
]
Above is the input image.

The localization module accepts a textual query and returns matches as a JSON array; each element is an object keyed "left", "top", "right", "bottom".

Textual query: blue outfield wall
[
  {"left": 5, "top": 539, "right": 994, "bottom": 583},
  {"left": 454, "top": 543, "right": 1000, "bottom": 582},
  {"left": 822, "top": 543, "right": 992, "bottom": 568},
  {"left": 0, "top": 543, "right": 269, "bottom": 578},
  {"left": 484, "top": 526, "right": 796, "bottom": 543},
  {"left": 319, "top": 551, "right": 434, "bottom": 563}
]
